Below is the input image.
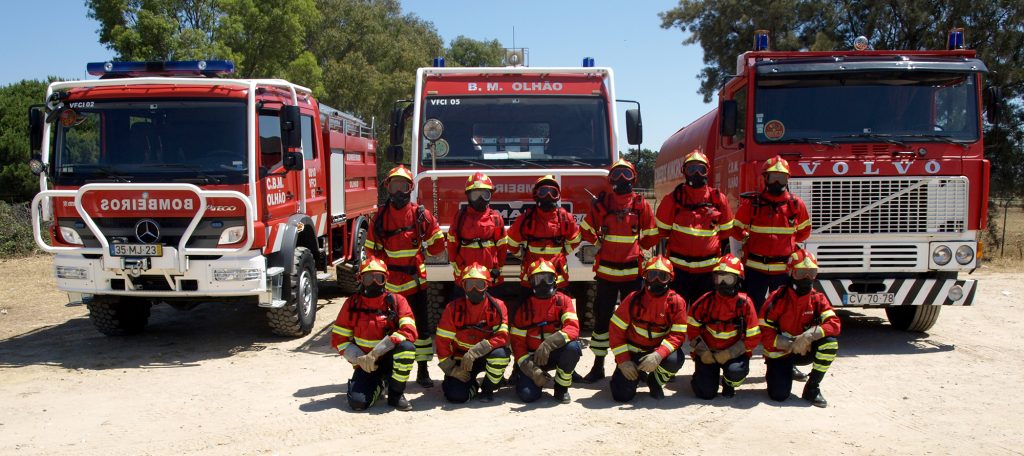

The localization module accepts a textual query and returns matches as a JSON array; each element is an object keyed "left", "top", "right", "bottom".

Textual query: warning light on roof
[
  {"left": 947, "top": 28, "right": 965, "bottom": 50},
  {"left": 753, "top": 30, "right": 770, "bottom": 51},
  {"left": 433, "top": 57, "right": 446, "bottom": 67},
  {"left": 853, "top": 36, "right": 870, "bottom": 51},
  {"left": 582, "top": 57, "right": 595, "bottom": 67},
  {"left": 86, "top": 60, "right": 235, "bottom": 77}
]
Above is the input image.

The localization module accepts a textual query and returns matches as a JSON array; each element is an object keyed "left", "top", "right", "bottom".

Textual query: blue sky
[{"left": 2, "top": 0, "right": 711, "bottom": 151}]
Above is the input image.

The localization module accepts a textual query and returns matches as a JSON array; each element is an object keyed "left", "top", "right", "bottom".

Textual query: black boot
[
  {"left": 578, "top": 357, "right": 606, "bottom": 383},
  {"left": 720, "top": 378, "right": 735, "bottom": 398},
  {"left": 792, "top": 365, "right": 809, "bottom": 382},
  {"left": 388, "top": 389, "right": 412, "bottom": 411},
  {"left": 416, "top": 361, "right": 434, "bottom": 388},
  {"left": 478, "top": 381, "right": 496, "bottom": 403},
  {"left": 802, "top": 371, "right": 827, "bottom": 408},
  {"left": 553, "top": 384, "right": 571, "bottom": 404},
  {"left": 648, "top": 376, "right": 665, "bottom": 400}
]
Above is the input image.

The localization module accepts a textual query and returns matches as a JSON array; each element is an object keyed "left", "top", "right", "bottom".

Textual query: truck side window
[
  {"left": 300, "top": 115, "right": 316, "bottom": 160},
  {"left": 733, "top": 86, "right": 747, "bottom": 144},
  {"left": 259, "top": 113, "right": 282, "bottom": 169}
]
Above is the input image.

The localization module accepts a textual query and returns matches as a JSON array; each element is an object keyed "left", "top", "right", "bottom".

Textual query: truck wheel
[
  {"left": 574, "top": 281, "right": 598, "bottom": 331},
  {"left": 335, "top": 224, "right": 367, "bottom": 294},
  {"left": 87, "top": 296, "right": 151, "bottom": 336},
  {"left": 267, "top": 247, "right": 318, "bottom": 337},
  {"left": 885, "top": 305, "right": 942, "bottom": 332},
  {"left": 425, "top": 282, "right": 450, "bottom": 333}
]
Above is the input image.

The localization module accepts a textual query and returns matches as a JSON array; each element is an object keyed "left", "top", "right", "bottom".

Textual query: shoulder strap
[{"left": 415, "top": 204, "right": 426, "bottom": 242}]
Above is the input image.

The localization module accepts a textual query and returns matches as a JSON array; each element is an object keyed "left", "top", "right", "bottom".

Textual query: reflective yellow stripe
[
  {"left": 505, "top": 236, "right": 520, "bottom": 248},
  {"left": 820, "top": 309, "right": 837, "bottom": 320},
  {"left": 424, "top": 231, "right": 445, "bottom": 247},
  {"left": 660, "top": 339, "right": 676, "bottom": 352},
  {"left": 764, "top": 349, "right": 787, "bottom": 358},
  {"left": 610, "top": 315, "right": 628, "bottom": 330},
  {"left": 364, "top": 239, "right": 381, "bottom": 250},
  {"left": 398, "top": 317, "right": 416, "bottom": 328},
  {"left": 517, "top": 354, "right": 530, "bottom": 365},
  {"left": 705, "top": 327, "right": 738, "bottom": 340},
  {"left": 446, "top": 233, "right": 456, "bottom": 241},
  {"left": 561, "top": 312, "right": 578, "bottom": 323},
  {"left": 641, "top": 228, "right": 660, "bottom": 237},
  {"left": 596, "top": 265, "right": 639, "bottom": 276},
  {"left": 819, "top": 341, "right": 839, "bottom": 350},
  {"left": 436, "top": 328, "right": 456, "bottom": 339},
  {"left": 332, "top": 325, "right": 353, "bottom": 337},
  {"left": 390, "top": 332, "right": 407, "bottom": 343},
  {"left": 510, "top": 327, "right": 527, "bottom": 337},
  {"left": 733, "top": 220, "right": 748, "bottom": 230},
  {"left": 672, "top": 224, "right": 719, "bottom": 237},
  {"left": 796, "top": 219, "right": 811, "bottom": 230},
  {"left": 633, "top": 328, "right": 667, "bottom": 338},
  {"left": 747, "top": 224, "right": 796, "bottom": 235},
  {"left": 454, "top": 337, "right": 476, "bottom": 349},
  {"left": 669, "top": 255, "right": 720, "bottom": 269},
  {"left": 386, "top": 280, "right": 420, "bottom": 293},
  {"left": 815, "top": 352, "right": 836, "bottom": 361},
  {"left": 745, "top": 259, "right": 788, "bottom": 272},
  {"left": 718, "top": 220, "right": 734, "bottom": 231},
  {"left": 558, "top": 330, "right": 570, "bottom": 344},
  {"left": 353, "top": 337, "right": 380, "bottom": 348},
  {"left": 656, "top": 218, "right": 672, "bottom": 230},
  {"left": 746, "top": 326, "right": 761, "bottom": 337},
  {"left": 580, "top": 219, "right": 596, "bottom": 235},
  {"left": 603, "top": 234, "right": 639, "bottom": 244},
  {"left": 496, "top": 237, "right": 509, "bottom": 247},
  {"left": 568, "top": 233, "right": 581, "bottom": 244},
  {"left": 687, "top": 316, "right": 703, "bottom": 328},
  {"left": 528, "top": 245, "right": 563, "bottom": 254},
  {"left": 611, "top": 344, "right": 629, "bottom": 355},
  {"left": 337, "top": 341, "right": 351, "bottom": 352},
  {"left": 670, "top": 324, "right": 687, "bottom": 332},
  {"left": 457, "top": 241, "right": 496, "bottom": 249},
  {"left": 494, "top": 323, "right": 509, "bottom": 333},
  {"left": 384, "top": 248, "right": 420, "bottom": 258}
]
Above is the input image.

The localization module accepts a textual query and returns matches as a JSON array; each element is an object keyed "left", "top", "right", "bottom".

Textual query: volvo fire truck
[
  {"left": 656, "top": 30, "right": 995, "bottom": 331},
  {"left": 386, "top": 57, "right": 642, "bottom": 321},
  {"left": 28, "top": 60, "right": 378, "bottom": 337}
]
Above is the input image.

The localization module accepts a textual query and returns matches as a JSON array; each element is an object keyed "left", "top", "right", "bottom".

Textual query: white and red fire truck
[
  {"left": 386, "top": 57, "right": 642, "bottom": 320},
  {"left": 656, "top": 30, "right": 995, "bottom": 331},
  {"left": 28, "top": 60, "right": 378, "bottom": 337}
]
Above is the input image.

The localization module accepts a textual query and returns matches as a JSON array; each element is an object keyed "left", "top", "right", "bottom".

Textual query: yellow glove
[
  {"left": 367, "top": 337, "right": 395, "bottom": 361},
  {"left": 355, "top": 354, "right": 377, "bottom": 373},
  {"left": 520, "top": 359, "right": 551, "bottom": 386},
  {"left": 699, "top": 350, "right": 716, "bottom": 365},
  {"left": 460, "top": 340, "right": 493, "bottom": 371},
  {"left": 343, "top": 344, "right": 363, "bottom": 365},
  {"left": 438, "top": 358, "right": 457, "bottom": 376},
  {"left": 638, "top": 352, "right": 663, "bottom": 373},
  {"left": 713, "top": 350, "right": 732, "bottom": 365},
  {"left": 791, "top": 334, "right": 813, "bottom": 355},
  {"left": 618, "top": 360, "right": 639, "bottom": 381},
  {"left": 450, "top": 366, "right": 472, "bottom": 383},
  {"left": 534, "top": 332, "right": 567, "bottom": 366}
]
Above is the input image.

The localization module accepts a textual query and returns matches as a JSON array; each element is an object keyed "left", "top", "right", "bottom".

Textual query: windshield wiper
[
  {"left": 833, "top": 133, "right": 909, "bottom": 147},
  {"left": 779, "top": 137, "right": 838, "bottom": 148},
  {"left": 431, "top": 158, "right": 495, "bottom": 169},
  {"left": 65, "top": 164, "right": 131, "bottom": 182},
  {"left": 893, "top": 134, "right": 970, "bottom": 148},
  {"left": 137, "top": 163, "right": 225, "bottom": 183}
]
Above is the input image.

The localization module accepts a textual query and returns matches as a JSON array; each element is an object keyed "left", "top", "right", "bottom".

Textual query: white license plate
[
  {"left": 110, "top": 244, "right": 163, "bottom": 257},
  {"left": 844, "top": 292, "right": 895, "bottom": 305}
]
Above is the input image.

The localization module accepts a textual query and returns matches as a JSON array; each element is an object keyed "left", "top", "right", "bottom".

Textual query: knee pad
[
  {"left": 517, "top": 384, "right": 542, "bottom": 403},
  {"left": 724, "top": 364, "right": 749, "bottom": 381},
  {"left": 347, "top": 393, "right": 370, "bottom": 411}
]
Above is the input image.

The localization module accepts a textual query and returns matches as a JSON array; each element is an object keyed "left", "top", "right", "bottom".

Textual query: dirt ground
[{"left": 1, "top": 255, "right": 1022, "bottom": 455}]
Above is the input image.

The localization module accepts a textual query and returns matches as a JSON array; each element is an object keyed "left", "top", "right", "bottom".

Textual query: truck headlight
[
  {"left": 955, "top": 245, "right": 974, "bottom": 265},
  {"left": 422, "top": 118, "right": 444, "bottom": 141},
  {"left": 218, "top": 226, "right": 245, "bottom": 245},
  {"left": 948, "top": 285, "right": 964, "bottom": 301},
  {"left": 213, "top": 268, "right": 261, "bottom": 281},
  {"left": 932, "top": 245, "right": 952, "bottom": 266},
  {"left": 59, "top": 226, "right": 83, "bottom": 245},
  {"left": 56, "top": 265, "right": 89, "bottom": 280}
]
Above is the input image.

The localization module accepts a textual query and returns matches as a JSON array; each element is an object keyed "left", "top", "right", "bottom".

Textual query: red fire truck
[
  {"left": 27, "top": 60, "right": 378, "bottom": 337},
  {"left": 656, "top": 30, "right": 996, "bottom": 331},
  {"left": 386, "top": 58, "right": 642, "bottom": 320}
]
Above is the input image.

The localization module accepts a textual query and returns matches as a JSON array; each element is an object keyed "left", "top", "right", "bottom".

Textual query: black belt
[
  {"left": 388, "top": 265, "right": 419, "bottom": 275},
  {"left": 747, "top": 253, "right": 789, "bottom": 264},
  {"left": 598, "top": 259, "right": 640, "bottom": 270},
  {"left": 669, "top": 253, "right": 717, "bottom": 263}
]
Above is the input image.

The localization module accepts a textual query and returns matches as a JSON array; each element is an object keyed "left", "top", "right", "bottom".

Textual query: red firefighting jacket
[
  {"left": 364, "top": 202, "right": 445, "bottom": 296},
  {"left": 609, "top": 289, "right": 688, "bottom": 363},
  {"left": 447, "top": 206, "right": 507, "bottom": 284},
  {"left": 509, "top": 292, "right": 580, "bottom": 366},
  {"left": 505, "top": 207, "right": 581, "bottom": 287},
  {"left": 434, "top": 295, "right": 509, "bottom": 362},
  {"left": 686, "top": 291, "right": 761, "bottom": 354},
  {"left": 656, "top": 184, "right": 735, "bottom": 273},
  {"left": 331, "top": 292, "right": 418, "bottom": 355},
  {"left": 580, "top": 191, "right": 659, "bottom": 281},
  {"left": 731, "top": 190, "right": 811, "bottom": 274},
  {"left": 759, "top": 287, "right": 841, "bottom": 359}
]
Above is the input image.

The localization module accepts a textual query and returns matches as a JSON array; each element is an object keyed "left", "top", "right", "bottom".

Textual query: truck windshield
[
  {"left": 420, "top": 95, "right": 611, "bottom": 167},
  {"left": 753, "top": 71, "right": 979, "bottom": 144},
  {"left": 53, "top": 100, "right": 247, "bottom": 185}
]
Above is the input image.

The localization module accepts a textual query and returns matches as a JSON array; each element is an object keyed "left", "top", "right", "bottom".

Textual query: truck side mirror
[
  {"left": 986, "top": 86, "right": 1003, "bottom": 126},
  {"left": 625, "top": 108, "right": 643, "bottom": 145},
  {"left": 389, "top": 106, "right": 407, "bottom": 145},
  {"left": 283, "top": 151, "right": 304, "bottom": 171},
  {"left": 387, "top": 145, "right": 404, "bottom": 163},
  {"left": 280, "top": 105, "right": 302, "bottom": 151},
  {"left": 28, "top": 105, "right": 44, "bottom": 153},
  {"left": 720, "top": 100, "right": 738, "bottom": 137}
]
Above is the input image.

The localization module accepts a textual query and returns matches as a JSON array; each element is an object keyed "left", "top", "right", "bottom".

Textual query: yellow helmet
[
  {"left": 460, "top": 263, "right": 493, "bottom": 284},
  {"left": 684, "top": 149, "right": 709, "bottom": 166},
  {"left": 526, "top": 258, "right": 558, "bottom": 277},
  {"left": 465, "top": 172, "right": 494, "bottom": 192},
  {"left": 358, "top": 256, "right": 388, "bottom": 277},
  {"left": 642, "top": 256, "right": 674, "bottom": 278},
  {"left": 713, "top": 254, "right": 745, "bottom": 278},
  {"left": 385, "top": 164, "right": 414, "bottom": 183},
  {"left": 788, "top": 248, "right": 819, "bottom": 271},
  {"left": 762, "top": 155, "right": 790, "bottom": 175}
]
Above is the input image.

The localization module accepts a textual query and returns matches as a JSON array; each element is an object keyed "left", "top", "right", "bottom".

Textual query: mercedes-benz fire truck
[
  {"left": 386, "top": 58, "right": 642, "bottom": 322},
  {"left": 656, "top": 30, "right": 994, "bottom": 331},
  {"left": 28, "top": 60, "right": 378, "bottom": 337}
]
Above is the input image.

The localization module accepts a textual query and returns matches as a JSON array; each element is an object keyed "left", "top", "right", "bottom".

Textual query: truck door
[
  {"left": 258, "top": 110, "right": 301, "bottom": 224},
  {"left": 300, "top": 112, "right": 328, "bottom": 236}
]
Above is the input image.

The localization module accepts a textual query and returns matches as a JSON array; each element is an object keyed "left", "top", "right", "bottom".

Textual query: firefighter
[
  {"left": 447, "top": 172, "right": 506, "bottom": 291},
  {"left": 505, "top": 175, "right": 582, "bottom": 311},
  {"left": 435, "top": 263, "right": 510, "bottom": 403},
  {"left": 364, "top": 164, "right": 446, "bottom": 388},
  {"left": 760, "top": 249, "right": 840, "bottom": 408},
  {"left": 576, "top": 159, "right": 659, "bottom": 383},
  {"left": 655, "top": 150, "right": 734, "bottom": 306},
  {"left": 608, "top": 256, "right": 688, "bottom": 402},
  {"left": 510, "top": 259, "right": 583, "bottom": 404},
  {"left": 732, "top": 155, "right": 811, "bottom": 311},
  {"left": 687, "top": 254, "right": 761, "bottom": 399},
  {"left": 331, "top": 257, "right": 417, "bottom": 412}
]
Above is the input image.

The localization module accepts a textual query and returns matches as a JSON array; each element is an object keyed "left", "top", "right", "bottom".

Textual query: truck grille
[
  {"left": 788, "top": 177, "right": 967, "bottom": 235},
  {"left": 813, "top": 244, "right": 922, "bottom": 270}
]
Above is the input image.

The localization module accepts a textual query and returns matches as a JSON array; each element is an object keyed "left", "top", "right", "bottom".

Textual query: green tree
[
  {"left": 447, "top": 36, "right": 504, "bottom": 67},
  {"left": 622, "top": 148, "right": 658, "bottom": 190},
  {"left": 0, "top": 80, "right": 49, "bottom": 202}
]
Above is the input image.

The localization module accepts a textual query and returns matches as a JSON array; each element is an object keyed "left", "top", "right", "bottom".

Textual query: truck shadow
[{"left": 831, "top": 309, "right": 955, "bottom": 357}]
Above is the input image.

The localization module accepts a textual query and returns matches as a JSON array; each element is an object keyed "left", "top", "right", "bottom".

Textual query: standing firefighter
[
  {"left": 732, "top": 155, "right": 811, "bottom": 311},
  {"left": 506, "top": 175, "right": 582, "bottom": 300},
  {"left": 435, "top": 264, "right": 511, "bottom": 403},
  {"left": 760, "top": 249, "right": 840, "bottom": 408},
  {"left": 687, "top": 254, "right": 761, "bottom": 399},
  {"left": 608, "top": 256, "right": 689, "bottom": 401},
  {"left": 447, "top": 172, "right": 507, "bottom": 291},
  {"left": 365, "top": 165, "right": 446, "bottom": 387},
  {"left": 655, "top": 150, "right": 734, "bottom": 306},
  {"left": 331, "top": 257, "right": 417, "bottom": 412},
  {"left": 577, "top": 159, "right": 659, "bottom": 382},
  {"left": 511, "top": 259, "right": 583, "bottom": 404}
]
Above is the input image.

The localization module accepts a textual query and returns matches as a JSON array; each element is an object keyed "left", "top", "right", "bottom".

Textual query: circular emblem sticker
[{"left": 764, "top": 120, "right": 785, "bottom": 140}]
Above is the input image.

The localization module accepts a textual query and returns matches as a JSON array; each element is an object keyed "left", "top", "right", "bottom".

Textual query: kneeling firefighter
[
  {"left": 435, "top": 264, "right": 511, "bottom": 403},
  {"left": 331, "top": 257, "right": 418, "bottom": 411}
]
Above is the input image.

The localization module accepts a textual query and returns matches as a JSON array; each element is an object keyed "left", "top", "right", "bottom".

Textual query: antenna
[{"left": 512, "top": 26, "right": 516, "bottom": 50}]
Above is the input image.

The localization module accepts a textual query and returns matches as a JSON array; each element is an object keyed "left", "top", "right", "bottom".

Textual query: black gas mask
[
  {"left": 684, "top": 162, "right": 708, "bottom": 188},
  {"left": 530, "top": 272, "right": 557, "bottom": 299},
  {"left": 713, "top": 272, "right": 741, "bottom": 297},
  {"left": 360, "top": 272, "right": 386, "bottom": 298},
  {"left": 790, "top": 267, "right": 817, "bottom": 296},
  {"left": 765, "top": 172, "right": 788, "bottom": 196},
  {"left": 534, "top": 185, "right": 559, "bottom": 212},
  {"left": 387, "top": 178, "right": 412, "bottom": 209},
  {"left": 609, "top": 166, "right": 635, "bottom": 195},
  {"left": 464, "top": 278, "right": 488, "bottom": 304},
  {"left": 467, "top": 189, "right": 491, "bottom": 212}
]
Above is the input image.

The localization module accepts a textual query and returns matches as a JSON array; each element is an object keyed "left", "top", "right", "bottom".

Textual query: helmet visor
[
  {"left": 791, "top": 267, "right": 818, "bottom": 281},
  {"left": 684, "top": 163, "right": 708, "bottom": 177},
  {"left": 467, "top": 189, "right": 492, "bottom": 203},
  {"left": 609, "top": 167, "right": 635, "bottom": 183},
  {"left": 387, "top": 179, "right": 412, "bottom": 195},
  {"left": 712, "top": 271, "right": 739, "bottom": 287},
  {"left": 644, "top": 269, "right": 671, "bottom": 284},
  {"left": 463, "top": 278, "right": 488, "bottom": 293},
  {"left": 360, "top": 271, "right": 386, "bottom": 287},
  {"left": 534, "top": 185, "right": 560, "bottom": 201},
  {"left": 528, "top": 272, "right": 557, "bottom": 289},
  {"left": 765, "top": 172, "right": 789, "bottom": 186}
]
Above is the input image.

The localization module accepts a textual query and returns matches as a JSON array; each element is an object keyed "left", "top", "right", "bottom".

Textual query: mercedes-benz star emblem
[{"left": 135, "top": 219, "right": 161, "bottom": 244}]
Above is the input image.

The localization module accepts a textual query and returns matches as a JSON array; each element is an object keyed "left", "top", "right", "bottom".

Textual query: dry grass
[{"left": 982, "top": 203, "right": 1024, "bottom": 271}]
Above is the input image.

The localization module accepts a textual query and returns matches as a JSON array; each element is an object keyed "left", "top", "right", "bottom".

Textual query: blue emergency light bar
[
  {"left": 947, "top": 28, "right": 965, "bottom": 50},
  {"left": 432, "top": 57, "right": 446, "bottom": 67},
  {"left": 754, "top": 30, "right": 770, "bottom": 51},
  {"left": 86, "top": 60, "right": 235, "bottom": 77},
  {"left": 582, "top": 57, "right": 595, "bottom": 67}
]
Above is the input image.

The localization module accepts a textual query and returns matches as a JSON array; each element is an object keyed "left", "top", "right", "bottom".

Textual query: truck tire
[
  {"left": 885, "top": 305, "right": 942, "bottom": 332},
  {"left": 267, "top": 247, "right": 318, "bottom": 337},
  {"left": 425, "top": 282, "right": 450, "bottom": 333},
  {"left": 87, "top": 296, "right": 151, "bottom": 336},
  {"left": 335, "top": 224, "right": 367, "bottom": 294}
]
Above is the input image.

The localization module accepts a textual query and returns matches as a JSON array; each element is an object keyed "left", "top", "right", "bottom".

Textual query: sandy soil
[{"left": 1, "top": 255, "right": 1022, "bottom": 455}]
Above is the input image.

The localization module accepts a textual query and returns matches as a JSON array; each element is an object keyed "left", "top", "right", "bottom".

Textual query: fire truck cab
[{"left": 28, "top": 61, "right": 378, "bottom": 337}]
